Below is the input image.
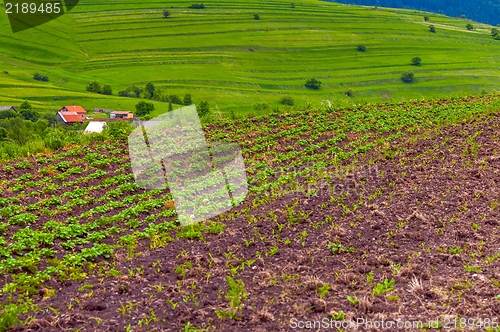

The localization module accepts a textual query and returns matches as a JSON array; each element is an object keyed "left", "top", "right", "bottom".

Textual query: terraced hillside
[
  {"left": 1, "top": 0, "right": 500, "bottom": 115},
  {"left": 1, "top": 93, "right": 500, "bottom": 330}
]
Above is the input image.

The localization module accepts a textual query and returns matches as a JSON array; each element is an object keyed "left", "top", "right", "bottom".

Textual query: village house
[
  {"left": 0, "top": 106, "right": 17, "bottom": 112},
  {"left": 110, "top": 111, "right": 134, "bottom": 119},
  {"left": 56, "top": 105, "right": 87, "bottom": 124}
]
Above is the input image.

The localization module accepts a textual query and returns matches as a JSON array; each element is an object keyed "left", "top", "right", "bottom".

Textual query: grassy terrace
[{"left": 0, "top": 0, "right": 500, "bottom": 115}]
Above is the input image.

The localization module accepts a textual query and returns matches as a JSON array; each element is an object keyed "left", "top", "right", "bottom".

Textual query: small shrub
[
  {"left": 253, "top": 13, "right": 260, "bottom": 20},
  {"left": 424, "top": 15, "right": 429, "bottom": 21},
  {"left": 280, "top": 96, "right": 294, "bottom": 105},
  {"left": 119, "top": 90, "right": 135, "bottom": 97},
  {"left": 33, "top": 73, "right": 49, "bottom": 82},
  {"left": 188, "top": 4, "right": 205, "bottom": 9},
  {"left": 253, "top": 103, "right": 269, "bottom": 111},
  {"left": 466, "top": 23, "right": 474, "bottom": 31},
  {"left": 118, "top": 86, "right": 141, "bottom": 98},
  {"left": 401, "top": 72, "right": 414, "bottom": 83},
  {"left": 411, "top": 57, "right": 422, "bottom": 66},
  {"left": 290, "top": 3, "right": 295, "bottom": 8},
  {"left": 305, "top": 78, "right": 321, "bottom": 90},
  {"left": 345, "top": 88, "right": 354, "bottom": 97},
  {"left": 163, "top": 10, "right": 171, "bottom": 18},
  {"left": 357, "top": 44, "right": 366, "bottom": 52},
  {"left": 429, "top": 25, "right": 436, "bottom": 33}
]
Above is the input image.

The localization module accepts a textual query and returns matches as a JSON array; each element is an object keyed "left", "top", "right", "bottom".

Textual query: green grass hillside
[{"left": 0, "top": 0, "right": 499, "bottom": 116}]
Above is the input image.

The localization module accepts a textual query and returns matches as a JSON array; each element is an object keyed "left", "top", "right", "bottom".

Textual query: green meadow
[{"left": 0, "top": 0, "right": 499, "bottom": 117}]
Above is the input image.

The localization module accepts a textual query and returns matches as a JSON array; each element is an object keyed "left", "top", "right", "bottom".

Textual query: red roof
[
  {"left": 58, "top": 112, "right": 84, "bottom": 123},
  {"left": 62, "top": 105, "right": 87, "bottom": 114}
]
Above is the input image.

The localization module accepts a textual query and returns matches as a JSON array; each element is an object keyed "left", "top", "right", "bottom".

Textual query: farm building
[
  {"left": 110, "top": 111, "right": 134, "bottom": 119},
  {"left": 84, "top": 121, "right": 107, "bottom": 134},
  {"left": 56, "top": 111, "right": 84, "bottom": 124},
  {"left": 56, "top": 105, "right": 87, "bottom": 124},
  {"left": 0, "top": 106, "right": 17, "bottom": 112},
  {"left": 60, "top": 105, "right": 87, "bottom": 117}
]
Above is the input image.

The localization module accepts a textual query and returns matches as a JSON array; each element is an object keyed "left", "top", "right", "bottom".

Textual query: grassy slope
[{"left": 0, "top": 0, "right": 499, "bottom": 116}]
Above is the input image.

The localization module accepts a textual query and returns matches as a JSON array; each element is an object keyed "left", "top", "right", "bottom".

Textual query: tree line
[{"left": 326, "top": 0, "right": 500, "bottom": 26}]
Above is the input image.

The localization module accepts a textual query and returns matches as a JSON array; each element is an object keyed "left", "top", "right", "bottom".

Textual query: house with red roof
[{"left": 56, "top": 105, "right": 87, "bottom": 124}]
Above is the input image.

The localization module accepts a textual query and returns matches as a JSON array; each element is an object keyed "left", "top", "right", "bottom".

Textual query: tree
[
  {"left": 429, "top": 25, "right": 436, "bottom": 33},
  {"left": 20, "top": 101, "right": 32, "bottom": 112},
  {"left": 145, "top": 82, "right": 155, "bottom": 99},
  {"left": 0, "top": 127, "right": 6, "bottom": 140},
  {"left": 290, "top": 3, "right": 295, "bottom": 8},
  {"left": 492, "top": 28, "right": 499, "bottom": 37},
  {"left": 280, "top": 96, "right": 294, "bottom": 105},
  {"left": 466, "top": 23, "right": 474, "bottom": 30},
  {"left": 153, "top": 89, "right": 164, "bottom": 101},
  {"left": 119, "top": 86, "right": 141, "bottom": 98},
  {"left": 168, "top": 100, "right": 173, "bottom": 113},
  {"left": 357, "top": 44, "right": 367, "bottom": 52},
  {"left": 135, "top": 101, "right": 155, "bottom": 117},
  {"left": 86, "top": 81, "right": 101, "bottom": 93},
  {"left": 33, "top": 119, "right": 49, "bottom": 136},
  {"left": 254, "top": 13, "right": 260, "bottom": 20},
  {"left": 101, "top": 84, "right": 113, "bottom": 95},
  {"left": 183, "top": 94, "right": 192, "bottom": 105},
  {"left": 401, "top": 72, "right": 414, "bottom": 83},
  {"left": 41, "top": 113, "right": 57, "bottom": 126},
  {"left": 0, "top": 110, "right": 19, "bottom": 119},
  {"left": 197, "top": 101, "right": 210, "bottom": 118},
  {"left": 424, "top": 15, "right": 429, "bottom": 21},
  {"left": 305, "top": 78, "right": 321, "bottom": 90},
  {"left": 163, "top": 10, "right": 171, "bottom": 18},
  {"left": 411, "top": 57, "right": 422, "bottom": 66},
  {"left": 169, "top": 95, "right": 182, "bottom": 104},
  {"left": 19, "top": 101, "right": 40, "bottom": 122},
  {"left": 131, "top": 86, "right": 141, "bottom": 98}
]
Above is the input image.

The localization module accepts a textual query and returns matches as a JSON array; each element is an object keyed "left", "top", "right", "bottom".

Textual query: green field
[{"left": 0, "top": 0, "right": 499, "bottom": 116}]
